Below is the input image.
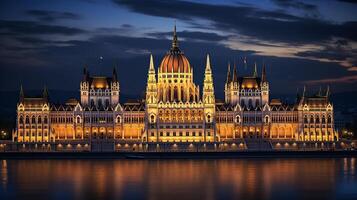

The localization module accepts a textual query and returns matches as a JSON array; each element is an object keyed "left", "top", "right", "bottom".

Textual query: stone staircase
[{"left": 244, "top": 138, "right": 272, "bottom": 151}]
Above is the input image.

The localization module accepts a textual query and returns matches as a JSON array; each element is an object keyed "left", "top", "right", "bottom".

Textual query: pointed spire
[
  {"left": 326, "top": 85, "right": 330, "bottom": 97},
  {"left": 226, "top": 62, "right": 231, "bottom": 84},
  {"left": 43, "top": 85, "right": 48, "bottom": 100},
  {"left": 253, "top": 62, "right": 257, "bottom": 77},
  {"left": 149, "top": 54, "right": 155, "bottom": 72},
  {"left": 318, "top": 86, "right": 322, "bottom": 96},
  {"left": 262, "top": 63, "right": 267, "bottom": 82},
  {"left": 83, "top": 65, "right": 89, "bottom": 81},
  {"left": 296, "top": 87, "right": 300, "bottom": 101},
  {"left": 205, "top": 54, "right": 211, "bottom": 72},
  {"left": 172, "top": 22, "right": 179, "bottom": 49},
  {"left": 302, "top": 85, "right": 306, "bottom": 97},
  {"left": 19, "top": 84, "right": 24, "bottom": 102},
  {"left": 113, "top": 67, "right": 118, "bottom": 82},
  {"left": 232, "top": 61, "right": 238, "bottom": 82}
]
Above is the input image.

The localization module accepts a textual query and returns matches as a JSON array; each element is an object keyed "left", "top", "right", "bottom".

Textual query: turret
[
  {"left": 224, "top": 62, "right": 232, "bottom": 104},
  {"left": 261, "top": 64, "right": 269, "bottom": 105},
  {"left": 146, "top": 54, "right": 158, "bottom": 105},
  {"left": 203, "top": 54, "right": 215, "bottom": 105},
  {"left": 145, "top": 54, "right": 158, "bottom": 130},
  {"left": 203, "top": 54, "right": 215, "bottom": 124}
]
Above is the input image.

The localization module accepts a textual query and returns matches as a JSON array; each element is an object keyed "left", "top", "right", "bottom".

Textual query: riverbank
[{"left": 1, "top": 150, "right": 357, "bottom": 159}]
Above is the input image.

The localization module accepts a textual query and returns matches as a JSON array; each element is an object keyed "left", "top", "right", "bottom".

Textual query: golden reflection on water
[{"left": 0, "top": 158, "right": 356, "bottom": 200}]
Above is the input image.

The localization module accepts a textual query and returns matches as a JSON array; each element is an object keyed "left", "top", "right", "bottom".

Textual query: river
[{"left": 1, "top": 158, "right": 356, "bottom": 200}]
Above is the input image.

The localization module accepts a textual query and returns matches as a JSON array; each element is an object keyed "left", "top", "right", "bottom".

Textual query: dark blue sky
[{"left": 0, "top": 0, "right": 356, "bottom": 99}]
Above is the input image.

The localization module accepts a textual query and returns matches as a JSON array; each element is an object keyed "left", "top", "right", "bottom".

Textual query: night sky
[{"left": 0, "top": 0, "right": 356, "bottom": 99}]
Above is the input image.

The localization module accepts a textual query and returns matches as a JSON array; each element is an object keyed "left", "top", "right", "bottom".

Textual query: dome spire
[{"left": 172, "top": 22, "right": 179, "bottom": 49}]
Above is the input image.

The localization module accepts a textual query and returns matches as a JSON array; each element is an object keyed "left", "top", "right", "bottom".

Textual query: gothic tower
[
  {"left": 111, "top": 68, "right": 120, "bottom": 106},
  {"left": 80, "top": 67, "right": 89, "bottom": 106},
  {"left": 203, "top": 54, "right": 215, "bottom": 123},
  {"left": 261, "top": 64, "right": 269, "bottom": 105},
  {"left": 146, "top": 54, "right": 158, "bottom": 123}
]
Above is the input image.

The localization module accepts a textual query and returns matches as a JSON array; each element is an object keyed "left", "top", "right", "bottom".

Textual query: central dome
[{"left": 159, "top": 25, "right": 191, "bottom": 73}]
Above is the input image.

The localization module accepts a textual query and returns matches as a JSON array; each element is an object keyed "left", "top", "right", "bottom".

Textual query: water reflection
[{"left": 0, "top": 158, "right": 356, "bottom": 200}]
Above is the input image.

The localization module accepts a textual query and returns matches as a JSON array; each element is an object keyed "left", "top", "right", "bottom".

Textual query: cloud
[
  {"left": 272, "top": 0, "right": 317, "bottom": 11},
  {"left": 147, "top": 30, "right": 229, "bottom": 42},
  {"left": 114, "top": 0, "right": 357, "bottom": 44},
  {"left": 338, "top": 0, "right": 357, "bottom": 4},
  {"left": 303, "top": 75, "right": 357, "bottom": 85},
  {"left": 0, "top": 20, "right": 85, "bottom": 36},
  {"left": 26, "top": 10, "right": 81, "bottom": 22}
]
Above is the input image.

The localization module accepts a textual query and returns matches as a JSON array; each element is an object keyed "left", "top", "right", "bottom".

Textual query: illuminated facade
[{"left": 13, "top": 26, "right": 338, "bottom": 147}]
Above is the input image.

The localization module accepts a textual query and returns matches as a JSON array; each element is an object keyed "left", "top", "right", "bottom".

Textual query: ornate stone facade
[{"left": 13, "top": 26, "right": 338, "bottom": 147}]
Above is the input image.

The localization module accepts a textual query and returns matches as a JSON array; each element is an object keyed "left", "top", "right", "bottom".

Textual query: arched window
[
  {"left": 235, "top": 115, "right": 240, "bottom": 123},
  {"left": 304, "top": 115, "right": 308, "bottom": 123},
  {"left": 18, "top": 116, "right": 23, "bottom": 125},
  {"left": 310, "top": 115, "right": 314, "bottom": 123},
  {"left": 248, "top": 99, "right": 253, "bottom": 107},
  {"left": 150, "top": 114, "right": 155, "bottom": 123},
  {"left": 90, "top": 99, "right": 95, "bottom": 107},
  {"left": 38, "top": 116, "right": 42, "bottom": 123},
  {"left": 31, "top": 116, "right": 36, "bottom": 124},
  {"left": 255, "top": 99, "right": 260, "bottom": 107},
  {"left": 116, "top": 115, "right": 121, "bottom": 123},
  {"left": 105, "top": 99, "right": 110, "bottom": 107},
  {"left": 316, "top": 116, "right": 320, "bottom": 123},
  {"left": 240, "top": 99, "right": 245, "bottom": 106},
  {"left": 265, "top": 115, "right": 269, "bottom": 124},
  {"left": 76, "top": 116, "right": 81, "bottom": 124},
  {"left": 44, "top": 116, "right": 48, "bottom": 124},
  {"left": 98, "top": 99, "right": 102, "bottom": 107},
  {"left": 328, "top": 115, "right": 332, "bottom": 123},
  {"left": 207, "top": 114, "right": 211, "bottom": 123},
  {"left": 322, "top": 116, "right": 326, "bottom": 123}
]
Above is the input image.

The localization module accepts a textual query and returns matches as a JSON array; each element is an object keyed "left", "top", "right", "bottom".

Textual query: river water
[{"left": 0, "top": 158, "right": 356, "bottom": 200}]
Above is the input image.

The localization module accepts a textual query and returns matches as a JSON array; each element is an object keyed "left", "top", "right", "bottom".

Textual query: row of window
[
  {"left": 19, "top": 132, "right": 48, "bottom": 137},
  {"left": 19, "top": 116, "right": 48, "bottom": 124},
  {"left": 151, "top": 131, "right": 211, "bottom": 137},
  {"left": 303, "top": 115, "right": 332, "bottom": 123},
  {"left": 51, "top": 117, "right": 73, "bottom": 123},
  {"left": 158, "top": 125, "right": 203, "bottom": 129}
]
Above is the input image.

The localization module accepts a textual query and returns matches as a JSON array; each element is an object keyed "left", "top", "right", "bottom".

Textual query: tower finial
[
  {"left": 262, "top": 63, "right": 267, "bottom": 82},
  {"left": 318, "top": 86, "right": 322, "bottom": 96},
  {"left": 19, "top": 84, "right": 24, "bottom": 102},
  {"left": 253, "top": 62, "right": 257, "bottom": 77},
  {"left": 205, "top": 54, "right": 211, "bottom": 72},
  {"left": 226, "top": 62, "right": 231, "bottom": 84},
  {"left": 43, "top": 85, "right": 48, "bottom": 100},
  {"left": 83, "top": 65, "right": 89, "bottom": 81},
  {"left": 149, "top": 54, "right": 155, "bottom": 71},
  {"left": 113, "top": 66, "right": 118, "bottom": 82},
  {"left": 172, "top": 22, "right": 178, "bottom": 49},
  {"left": 303, "top": 85, "right": 306, "bottom": 97},
  {"left": 326, "top": 85, "right": 330, "bottom": 97},
  {"left": 232, "top": 61, "right": 238, "bottom": 82}
]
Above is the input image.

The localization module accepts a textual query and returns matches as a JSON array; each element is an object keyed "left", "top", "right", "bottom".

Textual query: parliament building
[{"left": 12, "top": 26, "right": 339, "bottom": 151}]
